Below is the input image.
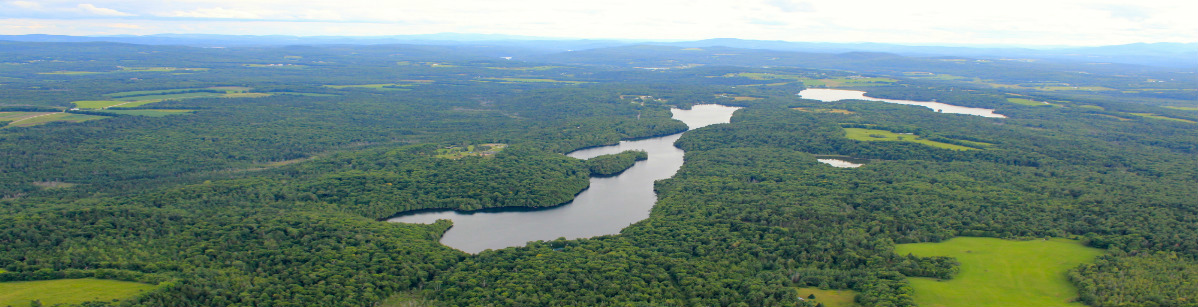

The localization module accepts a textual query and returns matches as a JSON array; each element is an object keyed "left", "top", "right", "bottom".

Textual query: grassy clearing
[
  {"left": 98, "top": 109, "right": 195, "bottom": 117},
  {"left": 793, "top": 107, "right": 856, "bottom": 114},
  {"left": 72, "top": 100, "right": 128, "bottom": 109},
  {"left": 377, "top": 290, "right": 437, "bottom": 307},
  {"left": 4, "top": 113, "right": 108, "bottom": 128},
  {"left": 0, "top": 112, "right": 52, "bottom": 122},
  {"left": 794, "top": 288, "right": 860, "bottom": 307},
  {"left": 895, "top": 237, "right": 1104, "bottom": 307},
  {"left": 1164, "top": 106, "right": 1198, "bottom": 111},
  {"left": 482, "top": 78, "right": 588, "bottom": 85},
  {"left": 272, "top": 92, "right": 339, "bottom": 97},
  {"left": 435, "top": 143, "right": 507, "bottom": 159},
  {"left": 0, "top": 278, "right": 156, "bottom": 307},
  {"left": 223, "top": 93, "right": 272, "bottom": 98},
  {"left": 843, "top": 128, "right": 979, "bottom": 151},
  {"left": 94, "top": 87, "right": 270, "bottom": 107},
  {"left": 1007, "top": 98, "right": 1061, "bottom": 107},
  {"left": 1127, "top": 113, "right": 1197, "bottom": 123},
  {"left": 732, "top": 96, "right": 763, "bottom": 101},
  {"left": 111, "top": 92, "right": 227, "bottom": 102},
  {"left": 31, "top": 181, "right": 79, "bottom": 189}
]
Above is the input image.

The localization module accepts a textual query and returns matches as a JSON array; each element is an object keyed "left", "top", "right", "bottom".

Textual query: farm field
[
  {"left": 1164, "top": 106, "right": 1198, "bottom": 111},
  {"left": 843, "top": 128, "right": 982, "bottom": 150},
  {"left": 794, "top": 288, "right": 860, "bottom": 307},
  {"left": 0, "top": 278, "right": 156, "bottom": 307},
  {"left": 2, "top": 112, "right": 107, "bottom": 128},
  {"left": 69, "top": 87, "right": 274, "bottom": 109},
  {"left": 1127, "top": 113, "right": 1196, "bottom": 123},
  {"left": 894, "top": 237, "right": 1104, "bottom": 307},
  {"left": 1007, "top": 98, "right": 1061, "bottom": 107}
]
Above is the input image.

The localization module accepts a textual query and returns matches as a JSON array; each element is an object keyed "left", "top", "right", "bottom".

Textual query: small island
[{"left": 586, "top": 150, "right": 649, "bottom": 176}]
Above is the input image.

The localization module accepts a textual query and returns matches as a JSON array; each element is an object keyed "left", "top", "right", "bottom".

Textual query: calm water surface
[
  {"left": 798, "top": 88, "right": 1006, "bottom": 118},
  {"left": 388, "top": 104, "right": 741, "bottom": 253}
]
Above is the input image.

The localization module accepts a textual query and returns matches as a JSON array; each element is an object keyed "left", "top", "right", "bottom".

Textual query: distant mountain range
[{"left": 1, "top": 33, "right": 1194, "bottom": 68}]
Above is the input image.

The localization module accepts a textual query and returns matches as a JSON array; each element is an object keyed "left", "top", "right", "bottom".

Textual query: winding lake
[
  {"left": 798, "top": 88, "right": 1006, "bottom": 118},
  {"left": 388, "top": 104, "right": 742, "bottom": 253}
]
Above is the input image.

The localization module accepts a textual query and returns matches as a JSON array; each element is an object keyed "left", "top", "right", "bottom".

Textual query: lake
[
  {"left": 388, "top": 104, "right": 742, "bottom": 253},
  {"left": 798, "top": 88, "right": 1006, "bottom": 118}
]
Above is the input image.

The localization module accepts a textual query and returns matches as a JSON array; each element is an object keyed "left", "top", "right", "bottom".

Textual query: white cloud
[
  {"left": 9, "top": 1, "right": 40, "bottom": 9},
  {"left": 169, "top": 7, "right": 261, "bottom": 19},
  {"left": 77, "top": 4, "right": 134, "bottom": 16},
  {"left": 0, "top": 0, "right": 1193, "bottom": 46}
]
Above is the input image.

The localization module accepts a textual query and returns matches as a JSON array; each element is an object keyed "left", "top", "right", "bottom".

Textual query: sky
[{"left": 1, "top": 0, "right": 1195, "bottom": 46}]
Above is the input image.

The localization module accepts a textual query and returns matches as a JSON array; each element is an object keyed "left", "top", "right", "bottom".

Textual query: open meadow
[{"left": 895, "top": 237, "right": 1104, "bottom": 307}]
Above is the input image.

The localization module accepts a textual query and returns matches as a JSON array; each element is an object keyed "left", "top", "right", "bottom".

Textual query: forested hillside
[{"left": 1, "top": 41, "right": 1196, "bottom": 306}]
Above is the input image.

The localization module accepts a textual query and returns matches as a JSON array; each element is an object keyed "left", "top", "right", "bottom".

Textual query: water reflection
[{"left": 798, "top": 88, "right": 1006, "bottom": 118}]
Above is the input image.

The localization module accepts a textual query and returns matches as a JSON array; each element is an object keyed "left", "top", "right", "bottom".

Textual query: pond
[
  {"left": 388, "top": 104, "right": 742, "bottom": 253},
  {"left": 798, "top": 88, "right": 1006, "bottom": 118}
]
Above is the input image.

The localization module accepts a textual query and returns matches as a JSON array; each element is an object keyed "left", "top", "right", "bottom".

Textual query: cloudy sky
[{"left": 1, "top": 0, "right": 1194, "bottom": 46}]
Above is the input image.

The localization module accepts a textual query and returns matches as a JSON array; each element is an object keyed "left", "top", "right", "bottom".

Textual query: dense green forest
[{"left": 1, "top": 41, "right": 1196, "bottom": 306}]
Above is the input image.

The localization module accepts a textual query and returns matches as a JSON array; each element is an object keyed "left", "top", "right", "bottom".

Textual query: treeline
[{"left": 1071, "top": 252, "right": 1198, "bottom": 307}]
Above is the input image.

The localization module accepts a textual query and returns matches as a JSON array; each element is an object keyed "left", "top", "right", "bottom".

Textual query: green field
[
  {"left": 895, "top": 237, "right": 1104, "bottom": 307},
  {"left": 843, "top": 128, "right": 981, "bottom": 150},
  {"left": 91, "top": 87, "right": 271, "bottom": 107},
  {"left": 0, "top": 112, "right": 50, "bottom": 122},
  {"left": 97, "top": 109, "right": 196, "bottom": 117},
  {"left": 272, "top": 92, "right": 339, "bottom": 97},
  {"left": 3, "top": 112, "right": 108, "bottom": 128},
  {"left": 1127, "top": 113, "right": 1197, "bottom": 123},
  {"left": 72, "top": 100, "right": 129, "bottom": 109},
  {"left": 1007, "top": 98, "right": 1060, "bottom": 107},
  {"left": 794, "top": 287, "right": 860, "bottom": 307},
  {"left": 1164, "top": 106, "right": 1198, "bottom": 111},
  {"left": 0, "top": 278, "right": 156, "bottom": 306},
  {"left": 112, "top": 92, "right": 228, "bottom": 102}
]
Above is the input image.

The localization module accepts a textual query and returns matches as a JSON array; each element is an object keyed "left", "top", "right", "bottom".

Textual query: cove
[
  {"left": 798, "top": 88, "right": 1006, "bottom": 118},
  {"left": 388, "top": 104, "right": 742, "bottom": 253}
]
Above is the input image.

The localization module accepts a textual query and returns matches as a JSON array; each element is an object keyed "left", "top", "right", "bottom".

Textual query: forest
[{"left": 1, "top": 40, "right": 1196, "bottom": 306}]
